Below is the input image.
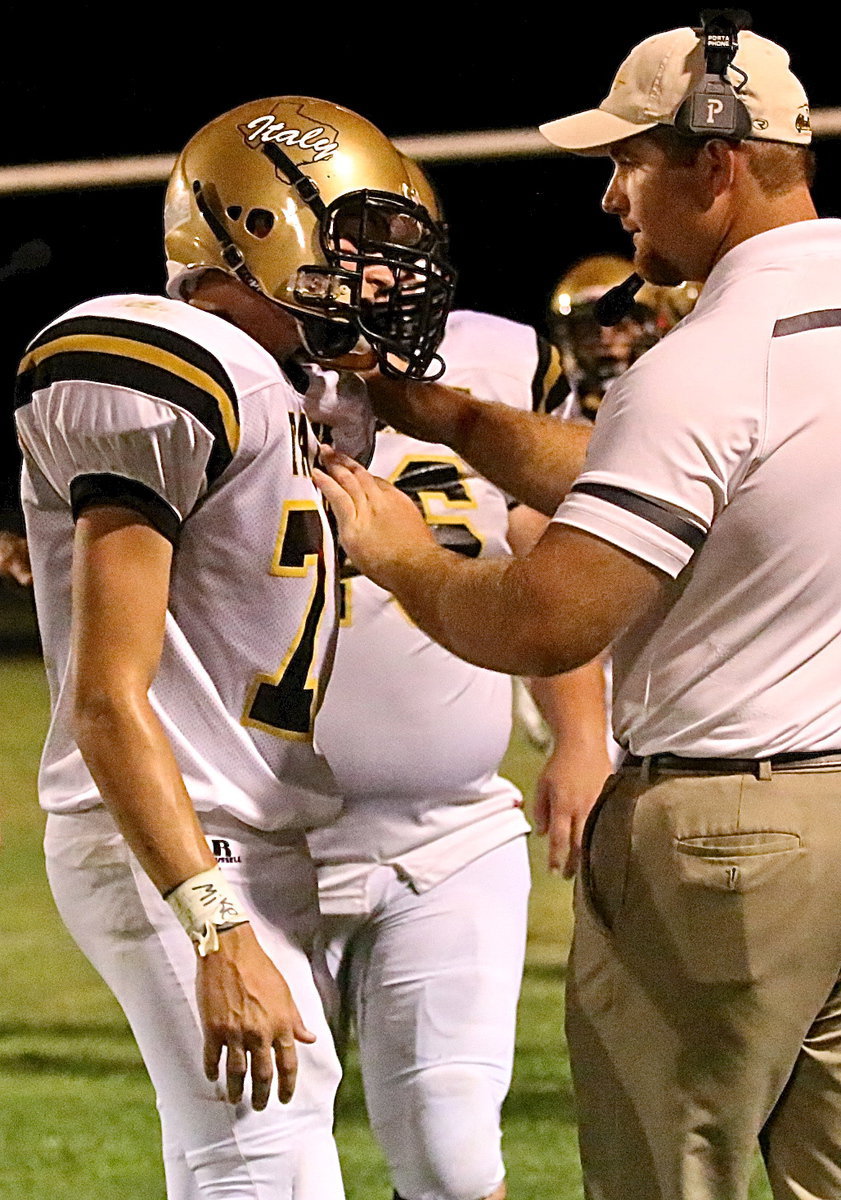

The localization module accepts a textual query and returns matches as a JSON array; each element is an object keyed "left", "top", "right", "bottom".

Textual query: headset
[
  {"left": 597, "top": 9, "right": 752, "bottom": 326},
  {"left": 674, "top": 9, "right": 753, "bottom": 141}
]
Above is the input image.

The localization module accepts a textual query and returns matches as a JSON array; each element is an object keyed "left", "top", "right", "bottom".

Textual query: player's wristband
[{"left": 164, "top": 866, "right": 250, "bottom": 957}]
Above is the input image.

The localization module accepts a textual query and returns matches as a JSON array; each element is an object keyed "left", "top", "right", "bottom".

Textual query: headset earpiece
[{"left": 673, "top": 9, "right": 753, "bottom": 141}]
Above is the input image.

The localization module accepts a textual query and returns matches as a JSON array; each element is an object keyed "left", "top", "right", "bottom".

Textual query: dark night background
[{"left": 1, "top": 2, "right": 839, "bottom": 522}]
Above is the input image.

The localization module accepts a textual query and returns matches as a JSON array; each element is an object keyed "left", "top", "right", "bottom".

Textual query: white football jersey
[
  {"left": 309, "top": 311, "right": 563, "bottom": 902},
  {"left": 17, "top": 294, "right": 340, "bottom": 830}
]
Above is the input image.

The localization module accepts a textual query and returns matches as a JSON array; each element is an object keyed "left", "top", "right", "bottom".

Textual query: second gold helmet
[{"left": 547, "top": 255, "right": 699, "bottom": 418}]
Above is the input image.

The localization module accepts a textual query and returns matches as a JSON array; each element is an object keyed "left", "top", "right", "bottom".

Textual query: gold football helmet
[
  {"left": 165, "top": 97, "right": 456, "bottom": 378},
  {"left": 547, "top": 255, "right": 699, "bottom": 419}
]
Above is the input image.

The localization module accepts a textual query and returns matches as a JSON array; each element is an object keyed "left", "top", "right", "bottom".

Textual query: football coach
[{"left": 316, "top": 13, "right": 841, "bottom": 1200}]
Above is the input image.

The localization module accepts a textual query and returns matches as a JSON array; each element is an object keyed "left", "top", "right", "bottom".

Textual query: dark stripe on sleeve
[
  {"left": 774, "top": 309, "right": 841, "bottom": 338},
  {"left": 70, "top": 473, "right": 181, "bottom": 545},
  {"left": 531, "top": 334, "right": 551, "bottom": 411},
  {"left": 24, "top": 315, "right": 239, "bottom": 406},
  {"left": 569, "top": 481, "right": 707, "bottom": 551},
  {"left": 17, "top": 350, "right": 232, "bottom": 485},
  {"left": 543, "top": 373, "right": 571, "bottom": 415},
  {"left": 283, "top": 358, "right": 311, "bottom": 395},
  {"left": 16, "top": 314, "right": 239, "bottom": 486}
]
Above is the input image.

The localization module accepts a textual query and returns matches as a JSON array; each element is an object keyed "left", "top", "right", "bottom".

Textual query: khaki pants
[{"left": 567, "top": 765, "right": 841, "bottom": 1200}]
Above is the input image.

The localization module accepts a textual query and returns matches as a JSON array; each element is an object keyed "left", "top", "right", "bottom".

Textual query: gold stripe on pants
[{"left": 567, "top": 765, "right": 841, "bottom": 1200}]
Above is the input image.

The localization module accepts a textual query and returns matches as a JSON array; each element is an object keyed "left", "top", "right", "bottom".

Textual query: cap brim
[{"left": 539, "top": 108, "right": 659, "bottom": 155}]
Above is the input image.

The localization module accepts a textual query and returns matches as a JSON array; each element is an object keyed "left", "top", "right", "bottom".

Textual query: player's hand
[
  {"left": 196, "top": 923, "right": 316, "bottom": 1110},
  {"left": 314, "top": 446, "right": 436, "bottom": 588},
  {"left": 0, "top": 532, "right": 32, "bottom": 586},
  {"left": 533, "top": 745, "right": 612, "bottom": 878}
]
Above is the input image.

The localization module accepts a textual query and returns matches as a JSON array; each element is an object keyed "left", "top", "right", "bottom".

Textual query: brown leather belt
[{"left": 622, "top": 750, "right": 841, "bottom": 780}]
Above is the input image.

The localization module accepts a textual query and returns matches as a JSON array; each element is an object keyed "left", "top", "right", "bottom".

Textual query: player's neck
[{"left": 186, "top": 270, "right": 303, "bottom": 364}]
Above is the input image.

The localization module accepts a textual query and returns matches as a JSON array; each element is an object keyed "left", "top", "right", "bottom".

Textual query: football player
[
  {"left": 16, "top": 97, "right": 453, "bottom": 1200},
  {"left": 547, "top": 254, "right": 697, "bottom": 421},
  {"left": 306, "top": 160, "right": 612, "bottom": 1200}
]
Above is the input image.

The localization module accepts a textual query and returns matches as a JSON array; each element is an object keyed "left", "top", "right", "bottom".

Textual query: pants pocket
[
  {"left": 671, "top": 831, "right": 803, "bottom": 984},
  {"left": 674, "top": 831, "right": 801, "bottom": 892}
]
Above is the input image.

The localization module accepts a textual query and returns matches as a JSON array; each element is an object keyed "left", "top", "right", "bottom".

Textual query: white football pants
[
  {"left": 323, "top": 836, "right": 530, "bottom": 1200},
  {"left": 45, "top": 806, "right": 344, "bottom": 1200}
]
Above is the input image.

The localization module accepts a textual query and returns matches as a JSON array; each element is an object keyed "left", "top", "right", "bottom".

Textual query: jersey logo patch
[{"left": 210, "top": 838, "right": 242, "bottom": 864}]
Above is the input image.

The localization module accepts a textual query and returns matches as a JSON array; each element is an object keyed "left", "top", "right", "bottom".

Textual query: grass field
[{"left": 0, "top": 651, "right": 773, "bottom": 1199}]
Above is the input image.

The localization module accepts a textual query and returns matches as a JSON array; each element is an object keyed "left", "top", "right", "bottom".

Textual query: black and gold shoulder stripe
[
  {"left": 531, "top": 333, "right": 570, "bottom": 415},
  {"left": 16, "top": 314, "right": 240, "bottom": 485}
]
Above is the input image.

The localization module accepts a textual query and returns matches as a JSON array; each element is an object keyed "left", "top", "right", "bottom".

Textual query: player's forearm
[
  {"left": 74, "top": 690, "right": 216, "bottom": 893},
  {"left": 71, "top": 508, "right": 214, "bottom": 893},
  {"left": 529, "top": 658, "right": 610, "bottom": 755},
  {"left": 364, "top": 374, "right": 590, "bottom": 515}
]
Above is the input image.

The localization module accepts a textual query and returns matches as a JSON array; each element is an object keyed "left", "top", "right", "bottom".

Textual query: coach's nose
[{"left": 602, "top": 168, "right": 628, "bottom": 217}]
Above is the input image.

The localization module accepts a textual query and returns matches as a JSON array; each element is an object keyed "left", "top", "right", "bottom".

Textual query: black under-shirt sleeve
[{"left": 70, "top": 473, "right": 182, "bottom": 544}]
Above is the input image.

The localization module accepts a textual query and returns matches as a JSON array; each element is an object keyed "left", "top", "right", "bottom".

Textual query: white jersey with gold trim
[
  {"left": 16, "top": 293, "right": 339, "bottom": 830},
  {"left": 309, "top": 310, "right": 561, "bottom": 905}
]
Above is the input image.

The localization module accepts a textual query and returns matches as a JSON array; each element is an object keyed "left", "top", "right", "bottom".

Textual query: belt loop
[
  {"left": 640, "top": 755, "right": 652, "bottom": 784},
  {"left": 758, "top": 759, "right": 772, "bottom": 781}
]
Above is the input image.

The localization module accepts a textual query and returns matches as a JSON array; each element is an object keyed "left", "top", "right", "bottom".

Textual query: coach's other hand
[
  {"left": 314, "top": 446, "right": 436, "bottom": 590},
  {"left": 197, "top": 923, "right": 316, "bottom": 1109}
]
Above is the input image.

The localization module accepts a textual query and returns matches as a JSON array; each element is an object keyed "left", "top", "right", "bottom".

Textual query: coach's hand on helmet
[{"left": 196, "top": 923, "right": 316, "bottom": 1109}]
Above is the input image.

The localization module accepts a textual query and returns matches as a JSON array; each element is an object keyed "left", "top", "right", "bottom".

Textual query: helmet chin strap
[
  {"left": 191, "top": 180, "right": 262, "bottom": 291},
  {"left": 258, "top": 142, "right": 328, "bottom": 220}
]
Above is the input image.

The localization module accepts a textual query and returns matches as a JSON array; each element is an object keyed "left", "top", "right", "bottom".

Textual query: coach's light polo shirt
[{"left": 554, "top": 219, "right": 841, "bottom": 757}]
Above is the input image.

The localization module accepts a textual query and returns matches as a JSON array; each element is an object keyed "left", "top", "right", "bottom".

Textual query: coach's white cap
[{"left": 539, "top": 27, "right": 811, "bottom": 153}]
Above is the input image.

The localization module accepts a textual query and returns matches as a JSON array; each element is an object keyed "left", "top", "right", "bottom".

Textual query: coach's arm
[
  {"left": 71, "top": 506, "right": 315, "bottom": 1110},
  {"left": 315, "top": 450, "right": 666, "bottom": 676},
  {"left": 361, "top": 371, "right": 592, "bottom": 517},
  {"left": 507, "top": 504, "right": 613, "bottom": 877}
]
